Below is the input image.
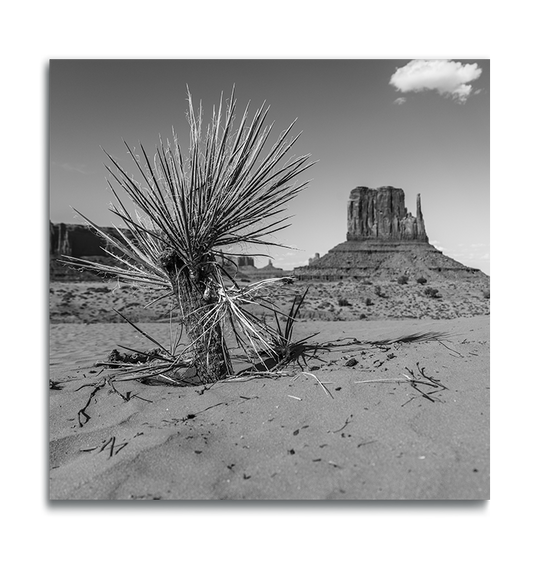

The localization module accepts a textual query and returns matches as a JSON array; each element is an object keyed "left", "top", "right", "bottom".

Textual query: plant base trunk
[{"left": 161, "top": 251, "right": 232, "bottom": 384}]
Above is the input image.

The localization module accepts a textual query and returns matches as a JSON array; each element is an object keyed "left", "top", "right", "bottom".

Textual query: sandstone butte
[{"left": 294, "top": 186, "right": 488, "bottom": 282}]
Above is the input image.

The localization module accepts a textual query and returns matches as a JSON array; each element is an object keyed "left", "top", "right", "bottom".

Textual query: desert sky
[{"left": 50, "top": 59, "right": 489, "bottom": 274}]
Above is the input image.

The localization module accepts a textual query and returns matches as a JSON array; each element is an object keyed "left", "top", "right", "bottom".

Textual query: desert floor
[
  {"left": 50, "top": 281, "right": 489, "bottom": 500},
  {"left": 49, "top": 275, "right": 489, "bottom": 324}
]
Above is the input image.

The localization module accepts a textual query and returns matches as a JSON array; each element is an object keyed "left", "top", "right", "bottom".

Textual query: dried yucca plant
[{"left": 65, "top": 88, "right": 314, "bottom": 384}]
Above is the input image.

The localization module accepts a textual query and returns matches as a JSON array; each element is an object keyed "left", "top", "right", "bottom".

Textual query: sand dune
[{"left": 50, "top": 316, "right": 489, "bottom": 500}]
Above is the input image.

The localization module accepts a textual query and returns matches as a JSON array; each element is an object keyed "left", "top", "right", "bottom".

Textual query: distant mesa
[
  {"left": 50, "top": 222, "right": 133, "bottom": 281},
  {"left": 49, "top": 222, "right": 288, "bottom": 282},
  {"left": 222, "top": 256, "right": 288, "bottom": 281},
  {"left": 50, "top": 222, "right": 126, "bottom": 258},
  {"left": 295, "top": 186, "right": 487, "bottom": 281}
]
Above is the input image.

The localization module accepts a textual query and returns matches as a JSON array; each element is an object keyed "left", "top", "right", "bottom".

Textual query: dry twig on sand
[
  {"left": 293, "top": 372, "right": 334, "bottom": 399},
  {"left": 350, "top": 362, "right": 447, "bottom": 405},
  {"left": 76, "top": 380, "right": 107, "bottom": 427}
]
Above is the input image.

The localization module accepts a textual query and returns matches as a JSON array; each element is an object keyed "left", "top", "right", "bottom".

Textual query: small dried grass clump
[
  {"left": 65, "top": 88, "right": 315, "bottom": 384},
  {"left": 424, "top": 287, "right": 441, "bottom": 299}
]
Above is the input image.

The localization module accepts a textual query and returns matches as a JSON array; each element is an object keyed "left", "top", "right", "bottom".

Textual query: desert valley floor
[{"left": 49, "top": 278, "right": 489, "bottom": 500}]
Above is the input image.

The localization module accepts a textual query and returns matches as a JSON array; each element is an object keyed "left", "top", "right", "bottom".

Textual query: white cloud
[
  {"left": 390, "top": 60, "right": 482, "bottom": 103},
  {"left": 393, "top": 97, "right": 406, "bottom": 105}
]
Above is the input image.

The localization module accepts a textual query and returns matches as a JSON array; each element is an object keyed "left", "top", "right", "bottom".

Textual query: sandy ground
[
  {"left": 50, "top": 315, "right": 489, "bottom": 500},
  {"left": 49, "top": 276, "right": 489, "bottom": 323}
]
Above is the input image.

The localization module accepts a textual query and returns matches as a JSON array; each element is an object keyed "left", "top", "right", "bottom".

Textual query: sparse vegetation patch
[{"left": 424, "top": 287, "right": 441, "bottom": 299}]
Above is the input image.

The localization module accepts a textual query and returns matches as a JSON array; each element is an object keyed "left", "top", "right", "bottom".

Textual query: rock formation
[
  {"left": 295, "top": 186, "right": 487, "bottom": 281},
  {"left": 50, "top": 222, "right": 135, "bottom": 258},
  {"left": 224, "top": 256, "right": 288, "bottom": 281},
  {"left": 347, "top": 186, "right": 427, "bottom": 242},
  {"left": 236, "top": 256, "right": 255, "bottom": 268},
  {"left": 50, "top": 222, "right": 136, "bottom": 281},
  {"left": 50, "top": 222, "right": 289, "bottom": 282},
  {"left": 308, "top": 253, "right": 320, "bottom": 265}
]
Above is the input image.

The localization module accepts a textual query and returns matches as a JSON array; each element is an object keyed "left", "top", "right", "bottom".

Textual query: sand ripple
[{"left": 50, "top": 323, "right": 179, "bottom": 368}]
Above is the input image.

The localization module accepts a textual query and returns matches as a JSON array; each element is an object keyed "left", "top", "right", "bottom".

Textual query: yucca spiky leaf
[{"left": 64, "top": 88, "right": 314, "bottom": 383}]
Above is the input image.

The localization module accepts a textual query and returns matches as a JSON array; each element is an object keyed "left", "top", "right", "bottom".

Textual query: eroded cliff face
[
  {"left": 50, "top": 222, "right": 134, "bottom": 281},
  {"left": 347, "top": 186, "right": 428, "bottom": 242},
  {"left": 49, "top": 222, "right": 135, "bottom": 257}
]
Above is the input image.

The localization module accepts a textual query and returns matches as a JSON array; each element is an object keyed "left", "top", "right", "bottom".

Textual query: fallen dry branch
[
  {"left": 437, "top": 340, "right": 464, "bottom": 357},
  {"left": 321, "top": 330, "right": 449, "bottom": 352},
  {"left": 332, "top": 414, "right": 354, "bottom": 433},
  {"left": 350, "top": 363, "right": 447, "bottom": 405},
  {"left": 366, "top": 331, "right": 450, "bottom": 345},
  {"left": 406, "top": 362, "right": 447, "bottom": 390},
  {"left": 293, "top": 371, "right": 334, "bottom": 399},
  {"left": 76, "top": 380, "right": 106, "bottom": 427},
  {"left": 108, "top": 379, "right": 154, "bottom": 404},
  {"left": 162, "top": 402, "right": 228, "bottom": 424},
  {"left": 81, "top": 436, "right": 129, "bottom": 458}
]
